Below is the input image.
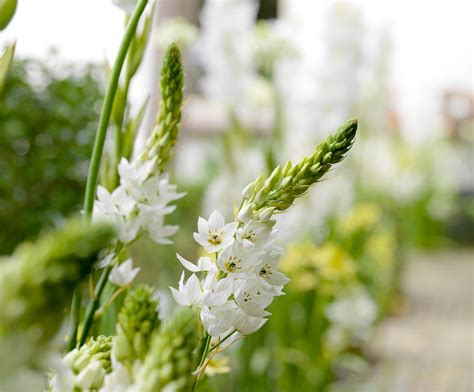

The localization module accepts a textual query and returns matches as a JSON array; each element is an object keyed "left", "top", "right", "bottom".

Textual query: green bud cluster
[
  {"left": 141, "top": 43, "right": 184, "bottom": 173},
  {"left": 114, "top": 284, "right": 160, "bottom": 369},
  {"left": 134, "top": 308, "right": 199, "bottom": 392},
  {"left": 0, "top": 219, "right": 113, "bottom": 343},
  {"left": 69, "top": 335, "right": 113, "bottom": 375},
  {"left": 241, "top": 119, "right": 358, "bottom": 214}
]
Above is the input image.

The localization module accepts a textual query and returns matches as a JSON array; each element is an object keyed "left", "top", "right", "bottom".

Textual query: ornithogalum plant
[{"left": 0, "top": 1, "right": 359, "bottom": 390}]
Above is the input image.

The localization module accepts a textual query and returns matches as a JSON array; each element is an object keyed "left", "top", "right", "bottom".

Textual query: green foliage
[
  {"left": 0, "top": 59, "right": 103, "bottom": 254},
  {"left": 0, "top": 219, "right": 113, "bottom": 341}
]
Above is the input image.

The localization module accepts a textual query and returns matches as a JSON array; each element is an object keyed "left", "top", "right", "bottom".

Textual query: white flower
[
  {"left": 234, "top": 280, "right": 272, "bottom": 318},
  {"left": 193, "top": 210, "right": 238, "bottom": 253},
  {"left": 75, "top": 360, "right": 106, "bottom": 390},
  {"left": 100, "top": 362, "right": 131, "bottom": 392},
  {"left": 253, "top": 252, "right": 289, "bottom": 295},
  {"left": 169, "top": 273, "right": 202, "bottom": 306},
  {"left": 96, "top": 253, "right": 115, "bottom": 269},
  {"left": 201, "top": 273, "right": 234, "bottom": 307},
  {"left": 201, "top": 302, "right": 238, "bottom": 337},
  {"left": 232, "top": 308, "right": 267, "bottom": 335},
  {"left": 112, "top": 0, "right": 137, "bottom": 14},
  {"left": 93, "top": 186, "right": 140, "bottom": 244},
  {"left": 177, "top": 254, "right": 217, "bottom": 272},
  {"left": 109, "top": 259, "right": 140, "bottom": 287},
  {"left": 236, "top": 219, "right": 273, "bottom": 250},
  {"left": 217, "top": 242, "right": 255, "bottom": 275}
]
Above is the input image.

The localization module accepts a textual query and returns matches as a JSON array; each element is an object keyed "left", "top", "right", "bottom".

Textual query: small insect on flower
[{"left": 193, "top": 210, "right": 238, "bottom": 253}]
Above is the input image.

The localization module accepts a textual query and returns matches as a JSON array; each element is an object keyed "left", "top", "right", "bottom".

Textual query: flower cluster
[
  {"left": 93, "top": 43, "right": 185, "bottom": 286},
  {"left": 171, "top": 209, "right": 289, "bottom": 338},
  {"left": 94, "top": 158, "right": 184, "bottom": 246}
]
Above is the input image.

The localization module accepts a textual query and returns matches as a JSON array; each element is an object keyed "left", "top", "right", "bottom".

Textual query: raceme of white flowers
[
  {"left": 171, "top": 209, "right": 289, "bottom": 338},
  {"left": 93, "top": 154, "right": 184, "bottom": 287}
]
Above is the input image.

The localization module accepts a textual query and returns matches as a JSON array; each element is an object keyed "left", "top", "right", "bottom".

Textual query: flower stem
[
  {"left": 83, "top": 0, "right": 148, "bottom": 219},
  {"left": 66, "top": 0, "right": 148, "bottom": 351},
  {"left": 77, "top": 264, "right": 113, "bottom": 347},
  {"left": 192, "top": 333, "right": 211, "bottom": 392}
]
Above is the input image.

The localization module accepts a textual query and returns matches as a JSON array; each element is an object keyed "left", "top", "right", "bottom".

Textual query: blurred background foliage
[{"left": 0, "top": 57, "right": 102, "bottom": 254}]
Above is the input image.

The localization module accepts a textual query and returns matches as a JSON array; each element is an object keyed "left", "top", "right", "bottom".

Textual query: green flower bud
[
  {"left": 238, "top": 119, "right": 357, "bottom": 215},
  {"left": 134, "top": 308, "right": 199, "bottom": 392},
  {"left": 139, "top": 43, "right": 184, "bottom": 173},
  {"left": 0, "top": 0, "right": 17, "bottom": 30},
  {"left": 114, "top": 284, "right": 160, "bottom": 369}
]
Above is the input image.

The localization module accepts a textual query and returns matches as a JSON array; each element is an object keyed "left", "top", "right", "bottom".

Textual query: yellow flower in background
[
  {"left": 340, "top": 202, "right": 381, "bottom": 234},
  {"left": 281, "top": 242, "right": 356, "bottom": 292},
  {"left": 366, "top": 232, "right": 396, "bottom": 268},
  {"left": 204, "top": 356, "right": 231, "bottom": 377}
]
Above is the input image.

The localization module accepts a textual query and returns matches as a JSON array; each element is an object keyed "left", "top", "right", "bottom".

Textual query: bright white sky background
[{"left": 1, "top": 0, "right": 472, "bottom": 141}]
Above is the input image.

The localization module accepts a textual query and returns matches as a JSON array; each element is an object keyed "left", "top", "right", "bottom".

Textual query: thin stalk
[
  {"left": 113, "top": 75, "right": 131, "bottom": 188},
  {"left": 192, "top": 333, "right": 211, "bottom": 392},
  {"left": 66, "top": 0, "right": 148, "bottom": 350},
  {"left": 83, "top": 0, "right": 148, "bottom": 218},
  {"left": 208, "top": 329, "right": 235, "bottom": 352},
  {"left": 77, "top": 264, "right": 113, "bottom": 347}
]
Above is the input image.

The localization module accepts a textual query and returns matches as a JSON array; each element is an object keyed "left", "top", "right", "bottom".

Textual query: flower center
[
  {"left": 224, "top": 256, "right": 241, "bottom": 272},
  {"left": 243, "top": 229, "right": 256, "bottom": 243},
  {"left": 259, "top": 264, "right": 272, "bottom": 279},
  {"left": 208, "top": 230, "right": 222, "bottom": 246}
]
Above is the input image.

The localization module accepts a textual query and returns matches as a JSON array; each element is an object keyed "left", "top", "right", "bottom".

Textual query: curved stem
[{"left": 83, "top": 0, "right": 148, "bottom": 219}]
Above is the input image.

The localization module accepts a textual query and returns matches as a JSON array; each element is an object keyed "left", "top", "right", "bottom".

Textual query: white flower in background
[
  {"left": 193, "top": 210, "right": 238, "bottom": 253},
  {"left": 112, "top": 0, "right": 136, "bottom": 14},
  {"left": 325, "top": 286, "right": 377, "bottom": 347},
  {"left": 109, "top": 259, "right": 140, "bottom": 287},
  {"left": 154, "top": 17, "right": 198, "bottom": 50}
]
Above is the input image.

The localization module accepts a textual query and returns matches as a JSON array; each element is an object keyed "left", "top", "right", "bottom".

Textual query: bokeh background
[{"left": 1, "top": 0, "right": 473, "bottom": 390}]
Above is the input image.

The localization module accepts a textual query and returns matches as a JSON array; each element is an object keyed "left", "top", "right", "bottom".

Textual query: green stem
[
  {"left": 67, "top": 0, "right": 148, "bottom": 350},
  {"left": 83, "top": 0, "right": 148, "bottom": 219},
  {"left": 113, "top": 75, "right": 131, "bottom": 188},
  {"left": 192, "top": 333, "right": 211, "bottom": 392},
  {"left": 208, "top": 329, "right": 235, "bottom": 352},
  {"left": 77, "top": 264, "right": 113, "bottom": 347}
]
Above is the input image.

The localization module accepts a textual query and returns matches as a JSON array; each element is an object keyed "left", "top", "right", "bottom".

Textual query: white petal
[
  {"left": 177, "top": 254, "right": 200, "bottom": 272},
  {"left": 208, "top": 210, "right": 225, "bottom": 230}
]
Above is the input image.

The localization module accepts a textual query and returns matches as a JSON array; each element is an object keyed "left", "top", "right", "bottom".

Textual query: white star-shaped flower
[
  {"left": 169, "top": 273, "right": 202, "bottom": 307},
  {"left": 109, "top": 259, "right": 140, "bottom": 287},
  {"left": 193, "top": 210, "right": 238, "bottom": 253}
]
